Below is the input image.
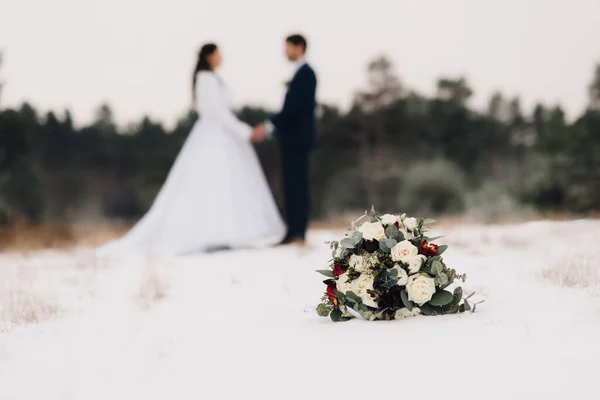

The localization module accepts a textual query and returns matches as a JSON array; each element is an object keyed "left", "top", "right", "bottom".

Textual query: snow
[{"left": 1, "top": 220, "right": 600, "bottom": 399}]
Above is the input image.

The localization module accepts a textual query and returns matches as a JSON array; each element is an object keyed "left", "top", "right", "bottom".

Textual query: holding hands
[{"left": 250, "top": 123, "right": 267, "bottom": 143}]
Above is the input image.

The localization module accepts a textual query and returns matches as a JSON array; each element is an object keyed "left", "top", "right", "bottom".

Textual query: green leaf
[
  {"left": 377, "top": 268, "right": 399, "bottom": 290},
  {"left": 420, "top": 303, "right": 443, "bottom": 316},
  {"left": 385, "top": 224, "right": 399, "bottom": 239},
  {"left": 340, "top": 238, "right": 355, "bottom": 249},
  {"left": 316, "top": 269, "right": 335, "bottom": 278},
  {"left": 443, "top": 304, "right": 459, "bottom": 314},
  {"left": 384, "top": 238, "right": 397, "bottom": 249},
  {"left": 434, "top": 273, "right": 449, "bottom": 286},
  {"left": 426, "top": 255, "right": 441, "bottom": 266},
  {"left": 424, "top": 235, "right": 444, "bottom": 242},
  {"left": 397, "top": 230, "right": 405, "bottom": 241},
  {"left": 379, "top": 240, "right": 391, "bottom": 253},
  {"left": 437, "top": 245, "right": 448, "bottom": 255},
  {"left": 463, "top": 299, "right": 471, "bottom": 312},
  {"left": 428, "top": 290, "right": 454, "bottom": 306},
  {"left": 352, "top": 231, "right": 363, "bottom": 244},
  {"left": 345, "top": 291, "right": 363, "bottom": 305},
  {"left": 423, "top": 218, "right": 436, "bottom": 225},
  {"left": 400, "top": 290, "right": 414, "bottom": 311},
  {"left": 330, "top": 309, "right": 342, "bottom": 322},
  {"left": 431, "top": 260, "right": 443, "bottom": 276},
  {"left": 452, "top": 286, "right": 463, "bottom": 306}
]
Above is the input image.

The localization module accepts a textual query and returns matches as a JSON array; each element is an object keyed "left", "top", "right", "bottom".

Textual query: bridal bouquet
[{"left": 317, "top": 208, "right": 478, "bottom": 322}]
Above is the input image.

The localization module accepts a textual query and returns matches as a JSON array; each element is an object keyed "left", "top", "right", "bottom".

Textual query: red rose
[
  {"left": 419, "top": 241, "right": 439, "bottom": 257},
  {"left": 326, "top": 286, "right": 337, "bottom": 303},
  {"left": 333, "top": 263, "right": 346, "bottom": 277},
  {"left": 324, "top": 279, "right": 338, "bottom": 306}
]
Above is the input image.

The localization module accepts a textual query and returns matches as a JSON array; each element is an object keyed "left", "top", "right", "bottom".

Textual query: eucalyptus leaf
[
  {"left": 420, "top": 303, "right": 442, "bottom": 316},
  {"left": 452, "top": 286, "right": 463, "bottom": 306},
  {"left": 463, "top": 299, "right": 471, "bottom": 312},
  {"left": 437, "top": 245, "right": 448, "bottom": 255},
  {"left": 379, "top": 240, "right": 391, "bottom": 253},
  {"left": 443, "top": 304, "right": 459, "bottom": 314},
  {"left": 431, "top": 260, "right": 443, "bottom": 276},
  {"left": 384, "top": 238, "right": 397, "bottom": 249},
  {"left": 428, "top": 290, "right": 454, "bottom": 306},
  {"left": 425, "top": 235, "right": 444, "bottom": 242},
  {"left": 400, "top": 290, "right": 414, "bottom": 311},
  {"left": 385, "top": 224, "right": 399, "bottom": 239},
  {"left": 345, "top": 291, "right": 363, "bottom": 305},
  {"left": 340, "top": 238, "right": 355, "bottom": 249},
  {"left": 377, "top": 268, "right": 399, "bottom": 290},
  {"left": 434, "top": 273, "right": 449, "bottom": 286},
  {"left": 426, "top": 256, "right": 441, "bottom": 266},
  {"left": 316, "top": 269, "right": 335, "bottom": 278},
  {"left": 352, "top": 231, "right": 363, "bottom": 244},
  {"left": 330, "top": 309, "right": 342, "bottom": 322}
]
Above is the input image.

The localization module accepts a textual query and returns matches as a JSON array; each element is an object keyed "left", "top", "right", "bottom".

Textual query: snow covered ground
[{"left": 1, "top": 220, "right": 600, "bottom": 400}]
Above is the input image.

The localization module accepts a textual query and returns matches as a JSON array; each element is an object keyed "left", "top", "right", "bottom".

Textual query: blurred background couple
[{"left": 98, "top": 34, "right": 317, "bottom": 256}]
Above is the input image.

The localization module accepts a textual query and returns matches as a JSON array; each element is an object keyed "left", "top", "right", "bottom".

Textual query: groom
[{"left": 251, "top": 34, "right": 317, "bottom": 246}]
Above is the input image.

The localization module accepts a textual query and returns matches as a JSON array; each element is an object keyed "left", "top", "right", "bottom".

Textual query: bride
[{"left": 98, "top": 43, "right": 285, "bottom": 255}]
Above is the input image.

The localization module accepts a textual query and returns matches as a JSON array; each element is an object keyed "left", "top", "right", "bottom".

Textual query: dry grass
[
  {"left": 0, "top": 264, "right": 60, "bottom": 332},
  {"left": 0, "top": 221, "right": 131, "bottom": 252},
  {"left": 542, "top": 254, "right": 600, "bottom": 295},
  {"left": 137, "top": 262, "right": 168, "bottom": 310},
  {"left": 312, "top": 210, "right": 600, "bottom": 230},
  {"left": 1, "top": 212, "right": 598, "bottom": 252},
  {"left": 0, "top": 289, "right": 59, "bottom": 332}
]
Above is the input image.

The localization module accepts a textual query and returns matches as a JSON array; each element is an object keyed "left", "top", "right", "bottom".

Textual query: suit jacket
[{"left": 270, "top": 64, "right": 317, "bottom": 150}]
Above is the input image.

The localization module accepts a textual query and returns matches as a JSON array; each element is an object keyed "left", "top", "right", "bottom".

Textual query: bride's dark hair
[{"left": 192, "top": 43, "right": 218, "bottom": 102}]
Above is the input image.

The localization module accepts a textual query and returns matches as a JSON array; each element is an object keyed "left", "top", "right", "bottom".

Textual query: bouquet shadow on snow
[{"left": 317, "top": 208, "right": 483, "bottom": 322}]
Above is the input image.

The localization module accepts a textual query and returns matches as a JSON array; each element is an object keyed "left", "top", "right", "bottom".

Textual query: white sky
[{"left": 1, "top": 0, "right": 599, "bottom": 127}]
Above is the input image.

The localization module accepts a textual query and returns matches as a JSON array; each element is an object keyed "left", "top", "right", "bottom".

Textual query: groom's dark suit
[{"left": 269, "top": 62, "right": 317, "bottom": 241}]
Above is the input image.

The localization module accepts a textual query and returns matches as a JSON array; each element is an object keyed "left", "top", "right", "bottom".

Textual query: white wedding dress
[{"left": 97, "top": 71, "right": 285, "bottom": 255}]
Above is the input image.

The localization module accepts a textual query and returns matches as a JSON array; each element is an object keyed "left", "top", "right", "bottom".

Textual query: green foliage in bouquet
[{"left": 317, "top": 207, "right": 482, "bottom": 322}]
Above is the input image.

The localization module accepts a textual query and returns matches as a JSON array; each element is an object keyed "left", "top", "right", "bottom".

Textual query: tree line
[{"left": 1, "top": 55, "right": 599, "bottom": 225}]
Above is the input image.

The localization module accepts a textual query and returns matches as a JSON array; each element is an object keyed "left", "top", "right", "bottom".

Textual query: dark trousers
[{"left": 280, "top": 147, "right": 311, "bottom": 239}]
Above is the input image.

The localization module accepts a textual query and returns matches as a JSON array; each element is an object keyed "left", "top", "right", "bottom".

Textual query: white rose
[
  {"left": 395, "top": 307, "right": 421, "bottom": 319},
  {"left": 407, "top": 255, "right": 427, "bottom": 275},
  {"left": 391, "top": 240, "right": 419, "bottom": 263},
  {"left": 358, "top": 221, "right": 386, "bottom": 242},
  {"left": 351, "top": 274, "right": 378, "bottom": 308},
  {"left": 336, "top": 273, "right": 351, "bottom": 294},
  {"left": 393, "top": 264, "right": 409, "bottom": 286},
  {"left": 349, "top": 254, "right": 366, "bottom": 272},
  {"left": 406, "top": 274, "right": 436, "bottom": 305},
  {"left": 381, "top": 214, "right": 398, "bottom": 226},
  {"left": 404, "top": 217, "right": 418, "bottom": 231}
]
